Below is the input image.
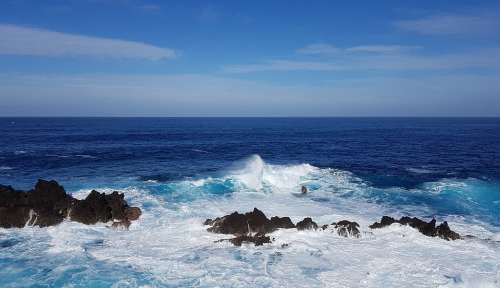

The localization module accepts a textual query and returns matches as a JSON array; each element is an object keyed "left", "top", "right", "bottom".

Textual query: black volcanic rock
[
  {"left": 205, "top": 208, "right": 296, "bottom": 236},
  {"left": 270, "top": 216, "right": 295, "bottom": 229},
  {"left": 205, "top": 208, "right": 297, "bottom": 246},
  {"left": 370, "top": 216, "right": 460, "bottom": 240},
  {"left": 296, "top": 217, "right": 318, "bottom": 230},
  {"left": 333, "top": 220, "right": 361, "bottom": 238},
  {"left": 0, "top": 180, "right": 141, "bottom": 228},
  {"left": 70, "top": 190, "right": 128, "bottom": 225},
  {"left": 0, "top": 180, "right": 74, "bottom": 227},
  {"left": 228, "top": 235, "right": 272, "bottom": 246}
]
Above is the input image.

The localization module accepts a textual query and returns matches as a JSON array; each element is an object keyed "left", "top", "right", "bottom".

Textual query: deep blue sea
[{"left": 1, "top": 117, "right": 500, "bottom": 287}]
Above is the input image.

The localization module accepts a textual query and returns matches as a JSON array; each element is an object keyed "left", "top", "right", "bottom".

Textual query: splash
[{"left": 228, "top": 154, "right": 317, "bottom": 192}]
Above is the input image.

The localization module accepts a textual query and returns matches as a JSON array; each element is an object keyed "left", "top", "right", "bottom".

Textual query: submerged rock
[
  {"left": 228, "top": 235, "right": 272, "bottom": 246},
  {"left": 370, "top": 216, "right": 460, "bottom": 240},
  {"left": 296, "top": 217, "right": 318, "bottom": 230},
  {"left": 0, "top": 179, "right": 141, "bottom": 229}
]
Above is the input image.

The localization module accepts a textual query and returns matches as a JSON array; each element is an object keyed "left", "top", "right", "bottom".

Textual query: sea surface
[{"left": 0, "top": 117, "right": 499, "bottom": 287}]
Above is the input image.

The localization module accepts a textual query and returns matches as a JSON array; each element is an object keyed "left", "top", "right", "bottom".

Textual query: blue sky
[{"left": 1, "top": 0, "right": 500, "bottom": 116}]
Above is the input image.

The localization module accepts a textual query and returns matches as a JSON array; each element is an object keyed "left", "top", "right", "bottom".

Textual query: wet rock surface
[
  {"left": 206, "top": 209, "right": 463, "bottom": 246},
  {"left": 227, "top": 235, "right": 272, "bottom": 246},
  {"left": 206, "top": 208, "right": 295, "bottom": 236},
  {"left": 333, "top": 220, "right": 361, "bottom": 238},
  {"left": 0, "top": 179, "right": 141, "bottom": 229},
  {"left": 370, "top": 216, "right": 461, "bottom": 240},
  {"left": 296, "top": 217, "right": 318, "bottom": 231},
  {"left": 205, "top": 208, "right": 298, "bottom": 246}
]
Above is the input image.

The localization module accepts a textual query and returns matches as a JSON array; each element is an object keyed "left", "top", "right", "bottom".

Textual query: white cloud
[
  {"left": 396, "top": 13, "right": 500, "bottom": 36},
  {"left": 0, "top": 24, "right": 176, "bottom": 60},
  {"left": 345, "top": 45, "right": 420, "bottom": 53},
  {"left": 297, "top": 44, "right": 340, "bottom": 55},
  {"left": 297, "top": 44, "right": 419, "bottom": 56},
  {"left": 223, "top": 48, "right": 500, "bottom": 73},
  {"left": 223, "top": 60, "right": 343, "bottom": 73}
]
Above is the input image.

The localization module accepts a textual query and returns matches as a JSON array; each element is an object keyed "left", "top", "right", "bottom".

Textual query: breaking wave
[{"left": 2, "top": 155, "right": 500, "bottom": 287}]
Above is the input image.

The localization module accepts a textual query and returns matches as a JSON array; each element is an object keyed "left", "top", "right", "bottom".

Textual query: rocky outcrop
[
  {"left": 296, "top": 217, "right": 318, "bottom": 231},
  {"left": 218, "top": 235, "right": 272, "bottom": 246},
  {"left": 320, "top": 220, "right": 361, "bottom": 238},
  {"left": 333, "top": 220, "right": 361, "bottom": 238},
  {"left": 205, "top": 208, "right": 295, "bottom": 236},
  {"left": 369, "top": 216, "right": 460, "bottom": 240},
  {"left": 204, "top": 208, "right": 297, "bottom": 246},
  {"left": 205, "top": 209, "right": 463, "bottom": 246},
  {"left": 0, "top": 179, "right": 141, "bottom": 229}
]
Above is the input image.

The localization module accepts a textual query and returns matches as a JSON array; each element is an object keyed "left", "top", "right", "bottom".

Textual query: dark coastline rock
[
  {"left": 0, "top": 179, "right": 141, "bottom": 229},
  {"left": 205, "top": 208, "right": 296, "bottom": 236},
  {"left": 229, "top": 235, "right": 272, "bottom": 246},
  {"left": 296, "top": 217, "right": 318, "bottom": 231},
  {"left": 333, "top": 220, "right": 361, "bottom": 238},
  {"left": 205, "top": 208, "right": 296, "bottom": 246},
  {"left": 370, "top": 216, "right": 460, "bottom": 240}
]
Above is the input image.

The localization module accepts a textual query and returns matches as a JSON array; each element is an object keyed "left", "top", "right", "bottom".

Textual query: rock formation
[
  {"left": 0, "top": 179, "right": 141, "bottom": 229},
  {"left": 369, "top": 216, "right": 460, "bottom": 240}
]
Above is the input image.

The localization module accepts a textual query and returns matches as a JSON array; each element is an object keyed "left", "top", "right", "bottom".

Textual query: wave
[
  {"left": 0, "top": 166, "right": 13, "bottom": 170},
  {"left": 145, "top": 155, "right": 500, "bottom": 227},
  {"left": 3, "top": 155, "right": 500, "bottom": 287}
]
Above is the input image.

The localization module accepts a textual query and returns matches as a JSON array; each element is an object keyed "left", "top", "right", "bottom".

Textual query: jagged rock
[
  {"left": 0, "top": 179, "right": 141, "bottom": 228},
  {"left": 296, "top": 217, "right": 318, "bottom": 230},
  {"left": 370, "top": 216, "right": 460, "bottom": 240},
  {"left": 205, "top": 208, "right": 295, "bottom": 236},
  {"left": 0, "top": 180, "right": 74, "bottom": 227},
  {"left": 334, "top": 220, "right": 361, "bottom": 238},
  {"left": 70, "top": 190, "right": 128, "bottom": 225},
  {"left": 228, "top": 235, "right": 272, "bottom": 246},
  {"left": 270, "top": 216, "right": 295, "bottom": 229}
]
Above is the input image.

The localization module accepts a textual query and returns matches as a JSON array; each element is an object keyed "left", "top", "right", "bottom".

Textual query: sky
[{"left": 0, "top": 0, "right": 500, "bottom": 117}]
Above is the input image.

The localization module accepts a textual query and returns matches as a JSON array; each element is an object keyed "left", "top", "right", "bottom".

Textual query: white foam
[{"left": 2, "top": 155, "right": 499, "bottom": 287}]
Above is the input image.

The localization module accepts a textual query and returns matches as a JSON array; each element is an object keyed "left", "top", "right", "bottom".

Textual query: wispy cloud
[
  {"left": 297, "top": 43, "right": 420, "bottom": 56},
  {"left": 396, "top": 13, "right": 500, "bottom": 36},
  {"left": 223, "top": 48, "right": 500, "bottom": 73},
  {"left": 0, "top": 24, "right": 176, "bottom": 60},
  {"left": 297, "top": 44, "right": 340, "bottom": 55},
  {"left": 345, "top": 45, "right": 420, "bottom": 53}
]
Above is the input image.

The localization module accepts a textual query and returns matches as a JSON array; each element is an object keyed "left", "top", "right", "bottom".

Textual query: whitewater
[{"left": 1, "top": 155, "right": 499, "bottom": 287}]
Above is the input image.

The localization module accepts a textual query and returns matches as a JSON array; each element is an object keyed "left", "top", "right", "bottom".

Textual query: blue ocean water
[{"left": 1, "top": 117, "right": 500, "bottom": 287}]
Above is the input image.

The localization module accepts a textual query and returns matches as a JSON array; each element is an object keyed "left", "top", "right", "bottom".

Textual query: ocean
[{"left": 1, "top": 117, "right": 499, "bottom": 287}]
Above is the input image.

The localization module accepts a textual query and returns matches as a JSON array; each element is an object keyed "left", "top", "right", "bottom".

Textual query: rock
[
  {"left": 0, "top": 180, "right": 73, "bottom": 227},
  {"left": 296, "top": 217, "right": 318, "bottom": 230},
  {"left": 207, "top": 211, "right": 248, "bottom": 235},
  {"left": 228, "top": 235, "right": 272, "bottom": 246},
  {"left": 370, "top": 216, "right": 461, "bottom": 240},
  {"left": 70, "top": 190, "right": 129, "bottom": 225},
  {"left": 125, "top": 207, "right": 142, "bottom": 221},
  {"left": 369, "top": 216, "right": 396, "bottom": 229},
  {"left": 334, "top": 220, "right": 360, "bottom": 238},
  {"left": 206, "top": 208, "right": 295, "bottom": 236},
  {"left": 435, "top": 221, "right": 461, "bottom": 240},
  {"left": 0, "top": 179, "right": 141, "bottom": 228},
  {"left": 269, "top": 216, "right": 295, "bottom": 229}
]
